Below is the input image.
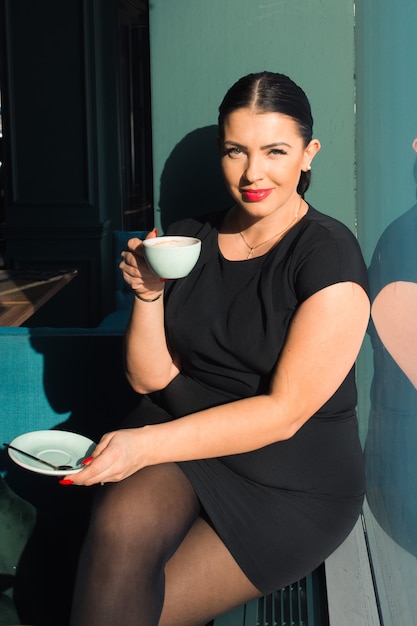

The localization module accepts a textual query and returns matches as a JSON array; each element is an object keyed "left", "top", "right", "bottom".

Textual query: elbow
[
  {"left": 266, "top": 395, "right": 312, "bottom": 441},
  {"left": 127, "top": 380, "right": 154, "bottom": 395},
  {"left": 124, "top": 369, "right": 173, "bottom": 395},
  {"left": 281, "top": 419, "right": 305, "bottom": 440},
  {"left": 125, "top": 374, "right": 159, "bottom": 395}
]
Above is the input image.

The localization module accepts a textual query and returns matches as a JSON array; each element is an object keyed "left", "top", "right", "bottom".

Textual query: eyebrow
[{"left": 223, "top": 141, "right": 292, "bottom": 150}]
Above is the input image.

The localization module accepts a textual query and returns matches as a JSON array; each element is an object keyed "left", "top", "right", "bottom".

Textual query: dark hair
[{"left": 218, "top": 72, "right": 314, "bottom": 196}]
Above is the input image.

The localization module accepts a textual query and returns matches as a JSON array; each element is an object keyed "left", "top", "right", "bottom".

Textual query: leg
[
  {"left": 160, "top": 517, "right": 262, "bottom": 626},
  {"left": 70, "top": 463, "right": 200, "bottom": 626}
]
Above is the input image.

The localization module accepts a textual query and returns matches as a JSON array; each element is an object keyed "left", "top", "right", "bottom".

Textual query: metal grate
[
  {"left": 214, "top": 566, "right": 329, "bottom": 626},
  {"left": 251, "top": 577, "right": 313, "bottom": 626}
]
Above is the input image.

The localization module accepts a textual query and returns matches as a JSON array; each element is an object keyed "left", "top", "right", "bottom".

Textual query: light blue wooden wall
[{"left": 148, "top": 0, "right": 356, "bottom": 233}]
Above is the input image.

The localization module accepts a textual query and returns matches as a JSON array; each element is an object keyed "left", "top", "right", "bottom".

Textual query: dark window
[{"left": 117, "top": 0, "right": 153, "bottom": 231}]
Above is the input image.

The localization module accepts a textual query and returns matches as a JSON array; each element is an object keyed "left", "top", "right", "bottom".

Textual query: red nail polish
[
  {"left": 160, "top": 278, "right": 168, "bottom": 282},
  {"left": 59, "top": 479, "right": 74, "bottom": 485},
  {"left": 81, "top": 456, "right": 94, "bottom": 465}
]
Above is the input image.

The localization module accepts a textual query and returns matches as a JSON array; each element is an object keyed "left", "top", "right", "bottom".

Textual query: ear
[
  {"left": 413, "top": 138, "right": 417, "bottom": 153},
  {"left": 303, "top": 139, "right": 321, "bottom": 172}
]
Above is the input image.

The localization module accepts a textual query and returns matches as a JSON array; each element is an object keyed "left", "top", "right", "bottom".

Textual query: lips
[{"left": 241, "top": 188, "right": 273, "bottom": 202}]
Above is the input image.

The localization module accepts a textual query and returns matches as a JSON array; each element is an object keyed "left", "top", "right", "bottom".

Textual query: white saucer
[{"left": 7, "top": 430, "right": 96, "bottom": 476}]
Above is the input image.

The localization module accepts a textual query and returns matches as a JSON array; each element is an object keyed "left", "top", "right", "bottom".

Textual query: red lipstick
[{"left": 241, "top": 189, "right": 273, "bottom": 202}]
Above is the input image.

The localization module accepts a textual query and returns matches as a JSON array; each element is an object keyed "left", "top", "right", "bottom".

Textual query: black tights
[
  {"left": 70, "top": 464, "right": 199, "bottom": 625},
  {"left": 70, "top": 463, "right": 260, "bottom": 626}
]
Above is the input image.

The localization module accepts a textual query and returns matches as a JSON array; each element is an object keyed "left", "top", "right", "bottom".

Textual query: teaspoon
[{"left": 3, "top": 442, "right": 78, "bottom": 471}]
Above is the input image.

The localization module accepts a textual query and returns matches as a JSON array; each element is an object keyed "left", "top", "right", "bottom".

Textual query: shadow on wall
[
  {"left": 2, "top": 332, "right": 139, "bottom": 516},
  {"left": 365, "top": 138, "right": 417, "bottom": 557},
  {"left": 159, "top": 125, "right": 232, "bottom": 231}
]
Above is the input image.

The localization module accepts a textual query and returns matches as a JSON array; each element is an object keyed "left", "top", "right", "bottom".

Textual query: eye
[
  {"left": 268, "top": 148, "right": 287, "bottom": 156},
  {"left": 223, "top": 146, "right": 244, "bottom": 158}
]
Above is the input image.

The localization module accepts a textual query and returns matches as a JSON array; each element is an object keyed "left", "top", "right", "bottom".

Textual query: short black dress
[{"left": 134, "top": 205, "right": 369, "bottom": 594}]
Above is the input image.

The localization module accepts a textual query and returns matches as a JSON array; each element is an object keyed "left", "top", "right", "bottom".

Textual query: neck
[
  {"left": 239, "top": 196, "right": 303, "bottom": 236},
  {"left": 236, "top": 195, "right": 304, "bottom": 259}
]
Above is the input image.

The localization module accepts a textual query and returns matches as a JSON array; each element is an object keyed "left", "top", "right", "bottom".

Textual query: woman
[
  {"left": 365, "top": 137, "right": 417, "bottom": 559},
  {"left": 66, "top": 72, "right": 370, "bottom": 626}
]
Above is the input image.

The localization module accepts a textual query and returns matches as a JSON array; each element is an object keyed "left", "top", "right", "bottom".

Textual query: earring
[{"left": 307, "top": 164, "right": 312, "bottom": 171}]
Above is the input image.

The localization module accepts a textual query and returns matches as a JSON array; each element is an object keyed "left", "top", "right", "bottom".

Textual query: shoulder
[
  {"left": 296, "top": 205, "right": 364, "bottom": 262},
  {"left": 291, "top": 205, "right": 369, "bottom": 300},
  {"left": 302, "top": 206, "right": 360, "bottom": 245},
  {"left": 368, "top": 203, "right": 417, "bottom": 297}
]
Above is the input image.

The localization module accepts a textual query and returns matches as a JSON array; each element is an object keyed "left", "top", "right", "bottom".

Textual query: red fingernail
[
  {"left": 160, "top": 278, "right": 168, "bottom": 282},
  {"left": 81, "top": 456, "right": 94, "bottom": 465},
  {"left": 154, "top": 228, "right": 159, "bottom": 236},
  {"left": 59, "top": 479, "right": 73, "bottom": 485}
]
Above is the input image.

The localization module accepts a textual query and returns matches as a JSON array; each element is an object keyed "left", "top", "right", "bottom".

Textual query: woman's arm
[
  {"left": 69, "top": 280, "right": 369, "bottom": 485},
  {"left": 119, "top": 233, "right": 180, "bottom": 393},
  {"left": 371, "top": 281, "right": 417, "bottom": 388},
  {"left": 123, "top": 295, "right": 180, "bottom": 393}
]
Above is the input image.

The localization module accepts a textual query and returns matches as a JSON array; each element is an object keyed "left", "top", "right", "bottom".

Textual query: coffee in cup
[{"left": 142, "top": 236, "right": 201, "bottom": 279}]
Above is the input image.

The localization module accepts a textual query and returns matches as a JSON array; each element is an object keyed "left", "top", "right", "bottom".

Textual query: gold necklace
[{"left": 238, "top": 196, "right": 303, "bottom": 259}]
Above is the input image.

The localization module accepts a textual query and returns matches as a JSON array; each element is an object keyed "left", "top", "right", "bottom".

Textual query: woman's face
[{"left": 220, "top": 108, "right": 320, "bottom": 218}]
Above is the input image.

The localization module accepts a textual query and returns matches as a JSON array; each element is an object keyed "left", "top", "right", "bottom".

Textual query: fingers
[
  {"left": 119, "top": 227, "right": 163, "bottom": 293},
  {"left": 126, "top": 227, "right": 158, "bottom": 251},
  {"left": 60, "top": 455, "right": 112, "bottom": 487},
  {"left": 119, "top": 248, "right": 152, "bottom": 291},
  {"left": 59, "top": 430, "right": 144, "bottom": 487},
  {"left": 145, "top": 227, "right": 158, "bottom": 240},
  {"left": 59, "top": 433, "right": 116, "bottom": 486}
]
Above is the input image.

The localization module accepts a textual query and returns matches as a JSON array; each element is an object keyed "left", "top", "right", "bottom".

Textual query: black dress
[{"left": 133, "top": 205, "right": 369, "bottom": 594}]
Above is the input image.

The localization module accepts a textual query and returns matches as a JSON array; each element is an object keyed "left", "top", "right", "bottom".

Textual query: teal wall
[{"left": 149, "top": 0, "right": 356, "bottom": 233}]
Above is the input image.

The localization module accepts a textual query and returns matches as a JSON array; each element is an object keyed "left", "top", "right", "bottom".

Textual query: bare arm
[
  {"left": 69, "top": 281, "right": 370, "bottom": 485},
  {"left": 372, "top": 281, "right": 417, "bottom": 388},
  {"left": 119, "top": 232, "right": 180, "bottom": 392}
]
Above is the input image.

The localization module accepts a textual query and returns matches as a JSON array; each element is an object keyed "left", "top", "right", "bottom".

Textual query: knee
[{"left": 88, "top": 484, "right": 138, "bottom": 543}]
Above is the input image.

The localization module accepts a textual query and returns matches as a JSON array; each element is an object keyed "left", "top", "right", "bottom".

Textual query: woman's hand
[
  {"left": 119, "top": 227, "right": 165, "bottom": 299},
  {"left": 61, "top": 428, "right": 150, "bottom": 486}
]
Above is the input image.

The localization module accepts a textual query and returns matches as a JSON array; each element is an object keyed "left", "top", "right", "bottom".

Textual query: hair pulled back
[{"left": 218, "top": 72, "right": 314, "bottom": 196}]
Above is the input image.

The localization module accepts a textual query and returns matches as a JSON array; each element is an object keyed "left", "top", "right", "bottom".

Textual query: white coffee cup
[{"left": 142, "top": 236, "right": 201, "bottom": 279}]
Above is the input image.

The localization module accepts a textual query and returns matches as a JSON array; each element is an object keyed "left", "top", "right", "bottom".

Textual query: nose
[{"left": 243, "top": 154, "right": 264, "bottom": 184}]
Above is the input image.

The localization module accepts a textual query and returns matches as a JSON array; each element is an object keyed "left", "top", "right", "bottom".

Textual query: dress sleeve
[
  {"left": 368, "top": 205, "right": 417, "bottom": 300},
  {"left": 293, "top": 220, "right": 369, "bottom": 303}
]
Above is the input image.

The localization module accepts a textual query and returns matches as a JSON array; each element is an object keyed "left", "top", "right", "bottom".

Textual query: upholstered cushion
[
  {"left": 0, "top": 589, "right": 20, "bottom": 623},
  {"left": 0, "top": 477, "right": 36, "bottom": 624},
  {"left": 0, "top": 477, "right": 36, "bottom": 577}
]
